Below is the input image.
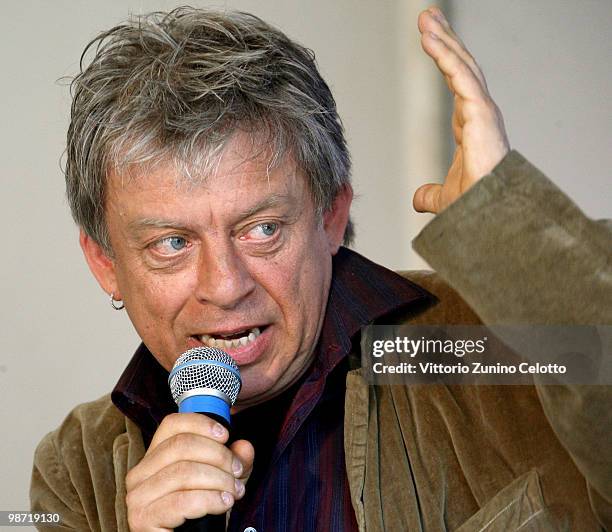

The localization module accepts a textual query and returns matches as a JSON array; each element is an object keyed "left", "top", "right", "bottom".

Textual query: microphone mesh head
[{"left": 169, "top": 347, "right": 241, "bottom": 406}]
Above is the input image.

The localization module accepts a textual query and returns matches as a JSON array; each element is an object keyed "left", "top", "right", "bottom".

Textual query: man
[{"left": 31, "top": 6, "right": 611, "bottom": 532}]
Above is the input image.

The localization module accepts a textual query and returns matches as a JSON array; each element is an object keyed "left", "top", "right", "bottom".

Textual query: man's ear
[
  {"left": 79, "top": 229, "right": 119, "bottom": 298},
  {"left": 323, "top": 184, "right": 353, "bottom": 255}
]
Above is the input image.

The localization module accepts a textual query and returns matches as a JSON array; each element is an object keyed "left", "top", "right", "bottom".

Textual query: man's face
[{"left": 83, "top": 134, "right": 351, "bottom": 409}]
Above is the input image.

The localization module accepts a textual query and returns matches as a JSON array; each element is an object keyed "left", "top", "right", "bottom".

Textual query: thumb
[
  {"left": 230, "top": 439, "right": 255, "bottom": 484},
  {"left": 413, "top": 183, "right": 442, "bottom": 213}
]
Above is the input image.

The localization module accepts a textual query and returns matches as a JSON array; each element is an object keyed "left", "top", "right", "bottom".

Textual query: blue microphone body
[{"left": 178, "top": 394, "right": 231, "bottom": 423}]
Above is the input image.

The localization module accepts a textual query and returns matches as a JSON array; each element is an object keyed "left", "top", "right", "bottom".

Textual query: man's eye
[
  {"left": 153, "top": 236, "right": 188, "bottom": 254},
  {"left": 247, "top": 222, "right": 278, "bottom": 240}
]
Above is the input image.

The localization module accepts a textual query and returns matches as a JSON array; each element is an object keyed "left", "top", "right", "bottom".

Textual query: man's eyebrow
[
  {"left": 237, "top": 193, "right": 296, "bottom": 219},
  {"left": 126, "top": 218, "right": 187, "bottom": 234}
]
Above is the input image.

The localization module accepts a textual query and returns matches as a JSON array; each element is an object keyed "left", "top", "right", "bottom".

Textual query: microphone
[{"left": 168, "top": 347, "right": 242, "bottom": 532}]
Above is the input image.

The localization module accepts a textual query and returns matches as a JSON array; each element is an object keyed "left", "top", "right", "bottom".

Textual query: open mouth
[{"left": 197, "top": 326, "right": 264, "bottom": 350}]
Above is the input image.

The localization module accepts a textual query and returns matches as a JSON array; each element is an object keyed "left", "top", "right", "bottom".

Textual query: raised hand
[{"left": 413, "top": 7, "right": 510, "bottom": 214}]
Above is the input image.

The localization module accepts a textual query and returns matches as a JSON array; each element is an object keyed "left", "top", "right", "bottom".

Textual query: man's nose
[{"left": 193, "top": 242, "right": 257, "bottom": 309}]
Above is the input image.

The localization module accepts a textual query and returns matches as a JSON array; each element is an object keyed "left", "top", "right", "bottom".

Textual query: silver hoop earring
[{"left": 110, "top": 292, "right": 125, "bottom": 310}]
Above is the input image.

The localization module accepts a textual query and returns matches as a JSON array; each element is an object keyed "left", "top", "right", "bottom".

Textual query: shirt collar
[
  {"left": 111, "top": 247, "right": 433, "bottom": 442},
  {"left": 312, "top": 246, "right": 432, "bottom": 377}
]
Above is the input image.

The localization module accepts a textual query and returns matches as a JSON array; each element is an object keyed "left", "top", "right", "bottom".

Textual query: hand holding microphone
[{"left": 125, "top": 348, "right": 254, "bottom": 532}]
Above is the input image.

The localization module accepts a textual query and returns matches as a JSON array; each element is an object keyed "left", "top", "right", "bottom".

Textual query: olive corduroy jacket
[{"left": 31, "top": 152, "right": 612, "bottom": 530}]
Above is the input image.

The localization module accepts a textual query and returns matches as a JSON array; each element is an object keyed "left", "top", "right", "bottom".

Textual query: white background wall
[{"left": 1, "top": 0, "right": 610, "bottom": 518}]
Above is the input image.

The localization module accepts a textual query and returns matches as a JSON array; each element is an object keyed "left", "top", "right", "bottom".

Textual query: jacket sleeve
[
  {"left": 30, "top": 431, "right": 89, "bottom": 531},
  {"left": 30, "top": 395, "right": 135, "bottom": 532},
  {"left": 412, "top": 150, "right": 612, "bottom": 527}
]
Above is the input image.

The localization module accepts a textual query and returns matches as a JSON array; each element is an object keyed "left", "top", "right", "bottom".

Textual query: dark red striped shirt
[{"left": 112, "top": 247, "right": 430, "bottom": 531}]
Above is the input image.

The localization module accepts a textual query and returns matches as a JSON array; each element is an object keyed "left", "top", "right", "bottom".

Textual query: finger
[
  {"left": 127, "top": 460, "right": 240, "bottom": 511},
  {"left": 229, "top": 439, "right": 255, "bottom": 483},
  {"left": 419, "top": 8, "right": 488, "bottom": 90},
  {"left": 420, "top": 26, "right": 488, "bottom": 104},
  {"left": 128, "top": 488, "right": 234, "bottom": 530},
  {"left": 126, "top": 432, "right": 238, "bottom": 491},
  {"left": 413, "top": 183, "right": 442, "bottom": 214},
  {"left": 148, "top": 413, "right": 229, "bottom": 452}
]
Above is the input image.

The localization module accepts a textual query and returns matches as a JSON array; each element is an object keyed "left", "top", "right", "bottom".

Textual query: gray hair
[{"left": 65, "top": 7, "right": 353, "bottom": 254}]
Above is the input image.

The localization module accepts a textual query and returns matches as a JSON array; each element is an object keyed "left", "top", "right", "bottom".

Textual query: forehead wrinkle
[
  {"left": 206, "top": 130, "right": 295, "bottom": 186},
  {"left": 111, "top": 130, "right": 298, "bottom": 197}
]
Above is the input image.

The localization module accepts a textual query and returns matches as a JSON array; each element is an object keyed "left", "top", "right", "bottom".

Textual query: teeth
[{"left": 198, "top": 327, "right": 261, "bottom": 350}]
